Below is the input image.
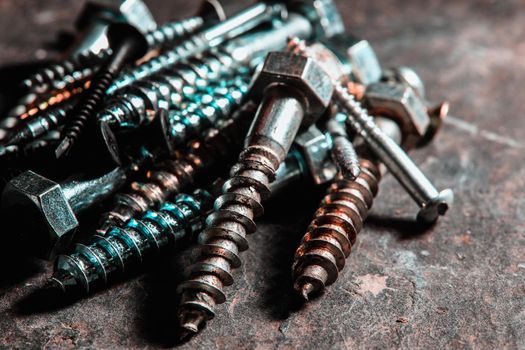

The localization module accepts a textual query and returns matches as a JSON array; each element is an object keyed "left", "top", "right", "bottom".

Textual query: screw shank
[{"left": 246, "top": 87, "right": 305, "bottom": 163}]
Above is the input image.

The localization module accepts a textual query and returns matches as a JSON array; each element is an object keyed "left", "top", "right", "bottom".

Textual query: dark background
[{"left": 0, "top": 0, "right": 524, "bottom": 348}]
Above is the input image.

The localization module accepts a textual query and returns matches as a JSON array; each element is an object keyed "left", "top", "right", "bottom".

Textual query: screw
[
  {"left": 293, "top": 157, "right": 381, "bottom": 299},
  {"left": 292, "top": 38, "right": 453, "bottom": 224},
  {"left": 176, "top": 51, "right": 334, "bottom": 336},
  {"left": 48, "top": 189, "right": 214, "bottom": 295},
  {"left": 0, "top": 155, "right": 149, "bottom": 259},
  {"left": 336, "top": 84, "right": 453, "bottom": 223},
  {"left": 43, "top": 128, "right": 330, "bottom": 299},
  {"left": 98, "top": 102, "right": 254, "bottom": 233},
  {"left": 326, "top": 117, "right": 361, "bottom": 180},
  {"left": 107, "top": 2, "right": 286, "bottom": 94},
  {"left": 55, "top": 22, "right": 149, "bottom": 158}
]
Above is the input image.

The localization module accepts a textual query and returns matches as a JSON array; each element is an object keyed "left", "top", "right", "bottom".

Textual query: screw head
[{"left": 417, "top": 188, "right": 454, "bottom": 224}]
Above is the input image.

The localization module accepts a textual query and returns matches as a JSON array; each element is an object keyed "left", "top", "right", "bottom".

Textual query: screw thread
[
  {"left": 292, "top": 158, "right": 381, "bottom": 299},
  {"left": 56, "top": 69, "right": 116, "bottom": 157},
  {"left": 98, "top": 110, "right": 251, "bottom": 232},
  {"left": 177, "top": 145, "right": 280, "bottom": 334},
  {"left": 145, "top": 17, "right": 204, "bottom": 50},
  {"left": 49, "top": 189, "right": 214, "bottom": 295},
  {"left": 165, "top": 75, "right": 249, "bottom": 149},
  {"left": 98, "top": 47, "right": 242, "bottom": 130},
  {"left": 108, "top": 32, "right": 210, "bottom": 94},
  {"left": 21, "top": 51, "right": 109, "bottom": 95},
  {"left": 21, "top": 17, "right": 204, "bottom": 96}
]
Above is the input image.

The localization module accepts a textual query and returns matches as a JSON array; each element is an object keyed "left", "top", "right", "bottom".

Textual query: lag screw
[
  {"left": 48, "top": 189, "right": 214, "bottom": 295},
  {"left": 55, "top": 22, "right": 149, "bottom": 158},
  {"left": 42, "top": 128, "right": 327, "bottom": 299},
  {"left": 176, "top": 51, "right": 334, "bottom": 336},
  {"left": 98, "top": 103, "right": 254, "bottom": 233}
]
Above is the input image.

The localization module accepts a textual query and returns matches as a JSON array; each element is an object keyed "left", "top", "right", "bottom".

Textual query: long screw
[
  {"left": 98, "top": 54, "right": 249, "bottom": 132},
  {"left": 334, "top": 83, "right": 453, "bottom": 223},
  {"left": 7, "top": 13, "right": 312, "bottom": 148},
  {"left": 55, "top": 22, "right": 149, "bottom": 158},
  {"left": 176, "top": 51, "right": 333, "bottom": 336},
  {"left": 106, "top": 2, "right": 286, "bottom": 94},
  {"left": 2, "top": 18, "right": 203, "bottom": 146},
  {"left": 48, "top": 189, "right": 214, "bottom": 295},
  {"left": 20, "top": 17, "right": 204, "bottom": 96},
  {"left": 293, "top": 158, "right": 380, "bottom": 299},
  {"left": 98, "top": 103, "right": 254, "bottom": 233}
]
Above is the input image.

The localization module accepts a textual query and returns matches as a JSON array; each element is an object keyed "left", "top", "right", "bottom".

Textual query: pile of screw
[{"left": 0, "top": 0, "right": 453, "bottom": 340}]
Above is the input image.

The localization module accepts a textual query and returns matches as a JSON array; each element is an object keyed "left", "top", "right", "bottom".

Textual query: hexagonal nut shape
[
  {"left": 290, "top": 0, "right": 345, "bottom": 38},
  {"left": 1, "top": 171, "right": 78, "bottom": 260},
  {"left": 294, "top": 125, "right": 337, "bottom": 184},
  {"left": 364, "top": 82, "right": 430, "bottom": 149},
  {"left": 320, "top": 34, "right": 382, "bottom": 85},
  {"left": 249, "top": 51, "right": 334, "bottom": 126},
  {"left": 77, "top": 0, "right": 156, "bottom": 33}
]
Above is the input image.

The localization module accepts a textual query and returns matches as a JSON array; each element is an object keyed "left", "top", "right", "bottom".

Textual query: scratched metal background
[{"left": 0, "top": 0, "right": 524, "bottom": 349}]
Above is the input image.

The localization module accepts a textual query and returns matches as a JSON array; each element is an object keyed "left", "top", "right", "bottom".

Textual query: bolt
[
  {"left": 176, "top": 51, "right": 333, "bottom": 336},
  {"left": 0, "top": 156, "right": 148, "bottom": 259},
  {"left": 55, "top": 22, "right": 149, "bottom": 158},
  {"left": 98, "top": 102, "right": 254, "bottom": 233}
]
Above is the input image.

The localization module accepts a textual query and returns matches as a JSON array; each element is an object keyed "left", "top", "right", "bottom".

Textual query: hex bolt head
[{"left": 1, "top": 171, "right": 78, "bottom": 259}]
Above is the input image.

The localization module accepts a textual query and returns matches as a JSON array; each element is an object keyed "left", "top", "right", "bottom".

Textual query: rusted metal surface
[{"left": 0, "top": 0, "right": 524, "bottom": 348}]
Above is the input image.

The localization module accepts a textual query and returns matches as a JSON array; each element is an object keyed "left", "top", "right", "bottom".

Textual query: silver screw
[{"left": 335, "top": 83, "right": 453, "bottom": 223}]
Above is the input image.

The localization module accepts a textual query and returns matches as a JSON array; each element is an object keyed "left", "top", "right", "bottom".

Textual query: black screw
[{"left": 55, "top": 22, "right": 149, "bottom": 159}]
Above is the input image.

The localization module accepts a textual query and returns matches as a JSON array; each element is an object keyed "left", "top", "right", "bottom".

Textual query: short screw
[
  {"left": 335, "top": 83, "right": 453, "bottom": 223},
  {"left": 176, "top": 51, "right": 334, "bottom": 336},
  {"left": 293, "top": 158, "right": 381, "bottom": 299},
  {"left": 55, "top": 22, "right": 149, "bottom": 158}
]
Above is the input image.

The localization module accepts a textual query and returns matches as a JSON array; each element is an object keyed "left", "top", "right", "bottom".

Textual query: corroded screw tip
[
  {"left": 417, "top": 188, "right": 454, "bottom": 224},
  {"left": 179, "top": 310, "right": 207, "bottom": 339}
]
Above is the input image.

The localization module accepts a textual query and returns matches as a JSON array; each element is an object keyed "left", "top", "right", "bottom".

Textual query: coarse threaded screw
[
  {"left": 293, "top": 158, "right": 380, "bottom": 299},
  {"left": 106, "top": 2, "right": 286, "bottom": 94},
  {"left": 55, "top": 22, "right": 149, "bottom": 158},
  {"left": 292, "top": 113, "right": 426, "bottom": 299},
  {"left": 176, "top": 51, "right": 334, "bottom": 336},
  {"left": 47, "top": 190, "right": 214, "bottom": 295},
  {"left": 334, "top": 83, "right": 453, "bottom": 224},
  {"left": 98, "top": 104, "right": 253, "bottom": 233},
  {"left": 20, "top": 17, "right": 204, "bottom": 96},
  {"left": 97, "top": 49, "right": 247, "bottom": 132},
  {"left": 6, "top": 12, "right": 313, "bottom": 148}
]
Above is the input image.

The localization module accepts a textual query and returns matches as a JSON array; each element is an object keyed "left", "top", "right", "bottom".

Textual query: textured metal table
[{"left": 0, "top": 0, "right": 524, "bottom": 349}]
